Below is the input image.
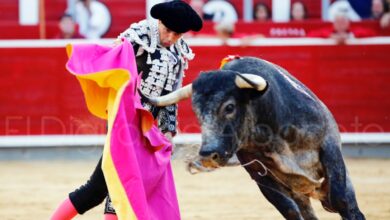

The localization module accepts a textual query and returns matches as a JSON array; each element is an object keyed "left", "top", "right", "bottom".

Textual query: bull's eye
[
  {"left": 225, "top": 104, "right": 235, "bottom": 114},
  {"left": 219, "top": 99, "right": 236, "bottom": 119}
]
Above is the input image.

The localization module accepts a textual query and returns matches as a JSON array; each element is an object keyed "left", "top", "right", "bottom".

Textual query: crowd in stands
[
  {"left": 55, "top": 0, "right": 390, "bottom": 44},
  {"left": 307, "top": 10, "right": 377, "bottom": 44}
]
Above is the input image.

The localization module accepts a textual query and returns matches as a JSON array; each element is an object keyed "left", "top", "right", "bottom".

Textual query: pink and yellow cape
[{"left": 66, "top": 40, "right": 180, "bottom": 220}]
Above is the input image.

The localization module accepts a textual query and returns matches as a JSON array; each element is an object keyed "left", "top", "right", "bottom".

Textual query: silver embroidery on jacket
[{"left": 117, "top": 19, "right": 194, "bottom": 98}]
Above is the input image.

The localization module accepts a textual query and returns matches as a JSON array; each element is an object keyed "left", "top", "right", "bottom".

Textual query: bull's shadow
[{"left": 143, "top": 57, "right": 365, "bottom": 220}]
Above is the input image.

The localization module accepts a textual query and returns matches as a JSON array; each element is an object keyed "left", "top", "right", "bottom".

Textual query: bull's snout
[
  {"left": 199, "top": 145, "right": 231, "bottom": 165},
  {"left": 199, "top": 150, "right": 220, "bottom": 160}
]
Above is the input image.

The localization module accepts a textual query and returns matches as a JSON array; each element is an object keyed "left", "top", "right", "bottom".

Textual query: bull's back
[{"left": 223, "top": 57, "right": 337, "bottom": 134}]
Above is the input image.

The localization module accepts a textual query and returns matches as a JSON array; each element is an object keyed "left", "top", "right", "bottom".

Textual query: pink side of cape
[{"left": 66, "top": 40, "right": 180, "bottom": 220}]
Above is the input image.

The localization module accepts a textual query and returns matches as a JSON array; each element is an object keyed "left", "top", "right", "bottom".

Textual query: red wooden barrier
[{"left": 0, "top": 39, "right": 389, "bottom": 135}]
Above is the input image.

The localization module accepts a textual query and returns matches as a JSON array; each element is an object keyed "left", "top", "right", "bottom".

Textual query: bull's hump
[
  {"left": 274, "top": 68, "right": 316, "bottom": 102},
  {"left": 223, "top": 57, "right": 271, "bottom": 75}
]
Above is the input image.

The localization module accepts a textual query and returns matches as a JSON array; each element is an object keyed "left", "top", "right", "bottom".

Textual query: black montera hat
[{"left": 151, "top": 0, "right": 203, "bottom": 33}]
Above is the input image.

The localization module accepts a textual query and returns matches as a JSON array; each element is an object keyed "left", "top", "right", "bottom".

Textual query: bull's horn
[
  {"left": 235, "top": 73, "right": 267, "bottom": 91},
  {"left": 140, "top": 84, "right": 192, "bottom": 106}
]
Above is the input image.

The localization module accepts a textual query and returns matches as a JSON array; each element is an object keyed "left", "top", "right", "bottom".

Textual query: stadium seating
[
  {"left": 1, "top": 0, "right": 389, "bottom": 39},
  {"left": 0, "top": 0, "right": 146, "bottom": 39}
]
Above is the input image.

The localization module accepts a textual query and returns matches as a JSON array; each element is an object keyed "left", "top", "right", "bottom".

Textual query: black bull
[{"left": 145, "top": 57, "right": 365, "bottom": 220}]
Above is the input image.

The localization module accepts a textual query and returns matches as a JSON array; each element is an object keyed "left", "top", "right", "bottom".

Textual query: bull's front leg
[
  {"left": 320, "top": 141, "right": 365, "bottom": 220},
  {"left": 254, "top": 174, "right": 306, "bottom": 220},
  {"left": 237, "top": 152, "right": 305, "bottom": 220}
]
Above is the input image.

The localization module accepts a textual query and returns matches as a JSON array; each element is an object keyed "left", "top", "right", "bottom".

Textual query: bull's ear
[{"left": 235, "top": 73, "right": 267, "bottom": 91}]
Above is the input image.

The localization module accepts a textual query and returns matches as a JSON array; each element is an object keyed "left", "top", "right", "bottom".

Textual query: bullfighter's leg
[
  {"left": 254, "top": 175, "right": 305, "bottom": 220},
  {"left": 319, "top": 143, "right": 365, "bottom": 220}
]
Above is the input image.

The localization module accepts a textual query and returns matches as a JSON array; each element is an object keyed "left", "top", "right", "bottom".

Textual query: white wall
[
  {"left": 19, "top": 0, "right": 39, "bottom": 25},
  {"left": 272, "top": 0, "right": 291, "bottom": 22}
]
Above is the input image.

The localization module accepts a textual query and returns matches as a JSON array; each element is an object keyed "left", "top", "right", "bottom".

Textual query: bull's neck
[{"left": 239, "top": 89, "right": 279, "bottom": 150}]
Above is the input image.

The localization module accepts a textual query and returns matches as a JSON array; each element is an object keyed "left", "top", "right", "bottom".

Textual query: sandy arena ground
[{"left": 0, "top": 158, "right": 389, "bottom": 220}]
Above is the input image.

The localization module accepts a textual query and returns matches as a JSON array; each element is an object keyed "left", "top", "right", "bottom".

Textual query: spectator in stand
[
  {"left": 214, "top": 21, "right": 235, "bottom": 44},
  {"left": 371, "top": 0, "right": 385, "bottom": 19},
  {"left": 380, "top": 0, "right": 390, "bottom": 28},
  {"left": 308, "top": 10, "right": 376, "bottom": 44},
  {"left": 290, "top": 1, "right": 308, "bottom": 21},
  {"left": 328, "top": 0, "right": 361, "bottom": 21},
  {"left": 253, "top": 2, "right": 271, "bottom": 22},
  {"left": 74, "top": 0, "right": 111, "bottom": 39},
  {"left": 55, "top": 14, "right": 83, "bottom": 39}
]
